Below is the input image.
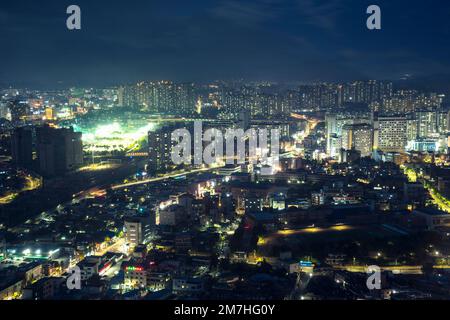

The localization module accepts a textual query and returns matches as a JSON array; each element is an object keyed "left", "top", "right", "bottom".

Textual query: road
[
  {"left": 335, "top": 265, "right": 450, "bottom": 274},
  {"left": 259, "top": 224, "right": 356, "bottom": 245},
  {"left": 0, "top": 174, "right": 41, "bottom": 205},
  {"left": 94, "top": 238, "right": 127, "bottom": 256},
  {"left": 425, "top": 182, "right": 450, "bottom": 213},
  {"left": 403, "top": 166, "right": 450, "bottom": 213},
  {"left": 110, "top": 165, "right": 222, "bottom": 190}
]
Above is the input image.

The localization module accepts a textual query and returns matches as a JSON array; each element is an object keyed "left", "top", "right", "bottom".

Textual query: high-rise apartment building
[
  {"left": 343, "top": 80, "right": 392, "bottom": 105},
  {"left": 11, "top": 126, "right": 33, "bottom": 168},
  {"left": 116, "top": 86, "right": 125, "bottom": 107},
  {"left": 118, "top": 81, "right": 196, "bottom": 115},
  {"left": 437, "top": 110, "right": 450, "bottom": 134},
  {"left": 36, "top": 126, "right": 83, "bottom": 177},
  {"left": 381, "top": 91, "right": 443, "bottom": 115},
  {"left": 147, "top": 125, "right": 176, "bottom": 175},
  {"left": 416, "top": 110, "right": 439, "bottom": 138}
]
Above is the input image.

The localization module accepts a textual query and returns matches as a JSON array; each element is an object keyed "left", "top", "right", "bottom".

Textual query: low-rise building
[{"left": 412, "top": 208, "right": 450, "bottom": 230}]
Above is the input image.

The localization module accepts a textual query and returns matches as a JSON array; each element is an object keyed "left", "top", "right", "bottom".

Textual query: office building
[
  {"left": 377, "top": 117, "right": 408, "bottom": 153},
  {"left": 124, "top": 216, "right": 152, "bottom": 246},
  {"left": 341, "top": 123, "right": 373, "bottom": 157}
]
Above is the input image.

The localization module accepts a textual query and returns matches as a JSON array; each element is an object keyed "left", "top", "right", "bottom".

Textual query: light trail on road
[{"left": 111, "top": 166, "right": 221, "bottom": 190}]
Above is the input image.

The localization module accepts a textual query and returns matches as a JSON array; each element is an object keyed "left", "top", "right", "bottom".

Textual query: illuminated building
[
  {"left": 238, "top": 109, "right": 251, "bottom": 130},
  {"left": 136, "top": 81, "right": 150, "bottom": 110},
  {"left": 411, "top": 208, "right": 450, "bottom": 230},
  {"left": 172, "top": 277, "right": 204, "bottom": 294},
  {"left": 271, "top": 193, "right": 286, "bottom": 211},
  {"left": 196, "top": 96, "right": 202, "bottom": 114},
  {"left": 68, "top": 97, "right": 79, "bottom": 106},
  {"left": 311, "top": 83, "right": 339, "bottom": 109},
  {"left": 311, "top": 192, "right": 325, "bottom": 206},
  {"left": 377, "top": 116, "right": 408, "bottom": 153},
  {"left": 157, "top": 204, "right": 187, "bottom": 226},
  {"left": 416, "top": 110, "right": 439, "bottom": 138},
  {"left": 122, "top": 84, "right": 138, "bottom": 107},
  {"left": 116, "top": 86, "right": 124, "bottom": 107},
  {"left": 382, "top": 90, "right": 416, "bottom": 114},
  {"left": 220, "top": 88, "right": 258, "bottom": 118},
  {"left": 406, "top": 139, "right": 439, "bottom": 153},
  {"left": 0, "top": 279, "right": 23, "bottom": 300},
  {"left": 0, "top": 238, "right": 5, "bottom": 259},
  {"left": 326, "top": 133, "right": 340, "bottom": 158},
  {"left": 437, "top": 110, "right": 450, "bottom": 134},
  {"left": 0, "top": 102, "right": 11, "bottom": 120},
  {"left": 284, "top": 90, "right": 299, "bottom": 113},
  {"left": 259, "top": 93, "right": 281, "bottom": 119},
  {"left": 325, "top": 111, "right": 371, "bottom": 157},
  {"left": 342, "top": 80, "right": 392, "bottom": 105},
  {"left": 124, "top": 264, "right": 146, "bottom": 288},
  {"left": 22, "top": 277, "right": 64, "bottom": 300},
  {"left": 173, "top": 82, "right": 196, "bottom": 116},
  {"left": 325, "top": 113, "right": 341, "bottom": 156},
  {"left": 124, "top": 216, "right": 151, "bottom": 246},
  {"left": 341, "top": 123, "right": 373, "bottom": 157},
  {"left": 44, "top": 107, "right": 54, "bottom": 120},
  {"left": 382, "top": 91, "right": 443, "bottom": 114},
  {"left": 77, "top": 257, "right": 101, "bottom": 281},
  {"left": 147, "top": 125, "right": 175, "bottom": 175},
  {"left": 244, "top": 194, "right": 263, "bottom": 213},
  {"left": 406, "top": 118, "right": 418, "bottom": 141},
  {"left": 120, "top": 81, "right": 196, "bottom": 115},
  {"left": 149, "top": 81, "right": 175, "bottom": 114}
]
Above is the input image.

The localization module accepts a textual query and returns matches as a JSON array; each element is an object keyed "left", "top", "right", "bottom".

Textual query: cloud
[
  {"left": 0, "top": 10, "right": 8, "bottom": 24},
  {"left": 295, "top": 0, "right": 346, "bottom": 31},
  {"left": 210, "top": 0, "right": 283, "bottom": 27}
]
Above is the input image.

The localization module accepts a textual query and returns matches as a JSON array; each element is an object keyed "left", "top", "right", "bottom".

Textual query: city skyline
[{"left": 3, "top": 0, "right": 450, "bottom": 307}]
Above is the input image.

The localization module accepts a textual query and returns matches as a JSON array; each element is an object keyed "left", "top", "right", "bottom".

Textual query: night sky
[{"left": 0, "top": 0, "right": 449, "bottom": 88}]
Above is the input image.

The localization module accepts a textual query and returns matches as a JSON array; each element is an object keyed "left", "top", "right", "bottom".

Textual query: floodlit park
[{"left": 74, "top": 122, "right": 157, "bottom": 153}]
